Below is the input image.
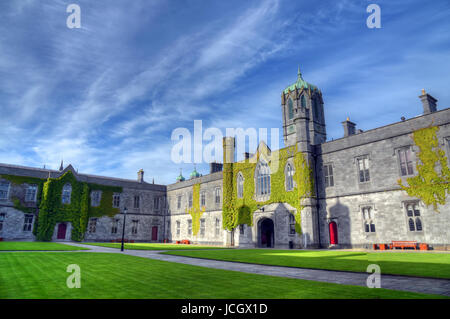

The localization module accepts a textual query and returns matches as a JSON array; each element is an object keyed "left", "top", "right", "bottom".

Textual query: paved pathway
[{"left": 60, "top": 242, "right": 450, "bottom": 297}]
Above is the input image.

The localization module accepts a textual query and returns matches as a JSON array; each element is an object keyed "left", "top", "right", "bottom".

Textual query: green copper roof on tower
[
  {"left": 284, "top": 66, "right": 318, "bottom": 94},
  {"left": 176, "top": 169, "right": 185, "bottom": 182},
  {"left": 190, "top": 165, "right": 200, "bottom": 179}
]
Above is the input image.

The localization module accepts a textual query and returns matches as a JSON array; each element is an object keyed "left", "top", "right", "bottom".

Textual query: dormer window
[{"left": 61, "top": 184, "right": 72, "bottom": 204}]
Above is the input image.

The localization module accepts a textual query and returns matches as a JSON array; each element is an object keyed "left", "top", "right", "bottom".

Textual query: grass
[
  {"left": 82, "top": 242, "right": 230, "bottom": 250},
  {"left": 0, "top": 241, "right": 89, "bottom": 251},
  {"left": 162, "top": 249, "right": 450, "bottom": 279},
  {"left": 0, "top": 252, "right": 444, "bottom": 299}
]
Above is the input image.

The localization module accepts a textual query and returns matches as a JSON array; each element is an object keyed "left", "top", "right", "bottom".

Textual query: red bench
[{"left": 391, "top": 241, "right": 417, "bottom": 250}]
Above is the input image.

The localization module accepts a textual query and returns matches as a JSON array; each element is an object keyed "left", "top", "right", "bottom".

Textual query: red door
[
  {"left": 57, "top": 223, "right": 67, "bottom": 240},
  {"left": 329, "top": 222, "right": 338, "bottom": 245},
  {"left": 152, "top": 226, "right": 158, "bottom": 241}
]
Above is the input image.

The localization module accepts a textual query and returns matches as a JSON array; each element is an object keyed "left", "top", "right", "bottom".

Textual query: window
[
  {"left": 188, "top": 220, "right": 192, "bottom": 235},
  {"left": 288, "top": 99, "right": 294, "bottom": 119},
  {"left": 177, "top": 195, "right": 182, "bottom": 210},
  {"left": 0, "top": 213, "right": 5, "bottom": 231},
  {"left": 289, "top": 214, "right": 296, "bottom": 235},
  {"left": 133, "top": 195, "right": 140, "bottom": 209},
  {"left": 237, "top": 173, "right": 244, "bottom": 198},
  {"left": 61, "top": 183, "right": 72, "bottom": 204},
  {"left": 91, "top": 191, "right": 101, "bottom": 207},
  {"left": 256, "top": 161, "right": 271, "bottom": 196},
  {"left": 200, "top": 191, "right": 206, "bottom": 207},
  {"left": 215, "top": 218, "right": 220, "bottom": 237},
  {"left": 301, "top": 95, "right": 307, "bottom": 109},
  {"left": 215, "top": 187, "right": 221, "bottom": 205},
  {"left": 200, "top": 219, "right": 205, "bottom": 237},
  {"left": 154, "top": 197, "right": 160, "bottom": 210},
  {"left": 362, "top": 207, "right": 375, "bottom": 233},
  {"left": 111, "top": 219, "right": 119, "bottom": 234},
  {"left": 324, "top": 164, "right": 334, "bottom": 187},
  {"left": 406, "top": 204, "right": 423, "bottom": 232},
  {"left": 25, "top": 185, "right": 38, "bottom": 202},
  {"left": 23, "top": 214, "right": 33, "bottom": 232},
  {"left": 286, "top": 164, "right": 294, "bottom": 191},
  {"left": 188, "top": 192, "right": 193, "bottom": 208},
  {"left": 239, "top": 224, "right": 245, "bottom": 235},
  {"left": 357, "top": 156, "right": 370, "bottom": 183},
  {"left": 0, "top": 181, "right": 10, "bottom": 200},
  {"left": 176, "top": 220, "right": 181, "bottom": 236},
  {"left": 131, "top": 220, "right": 139, "bottom": 234},
  {"left": 113, "top": 194, "right": 120, "bottom": 208},
  {"left": 398, "top": 148, "right": 414, "bottom": 176},
  {"left": 88, "top": 218, "right": 97, "bottom": 233}
]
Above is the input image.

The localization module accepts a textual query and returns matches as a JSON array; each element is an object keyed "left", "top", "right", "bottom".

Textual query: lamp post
[{"left": 121, "top": 207, "right": 128, "bottom": 252}]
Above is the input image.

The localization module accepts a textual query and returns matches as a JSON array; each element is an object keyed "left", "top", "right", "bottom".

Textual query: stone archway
[{"left": 258, "top": 218, "right": 274, "bottom": 248}]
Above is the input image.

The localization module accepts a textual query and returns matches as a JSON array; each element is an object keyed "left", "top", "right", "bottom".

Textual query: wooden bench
[{"left": 391, "top": 241, "right": 417, "bottom": 250}]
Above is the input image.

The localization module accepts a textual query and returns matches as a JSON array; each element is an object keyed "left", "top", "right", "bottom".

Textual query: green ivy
[
  {"left": 1, "top": 171, "right": 122, "bottom": 241},
  {"left": 222, "top": 144, "right": 314, "bottom": 234},
  {"left": 398, "top": 126, "right": 450, "bottom": 211},
  {"left": 186, "top": 183, "right": 205, "bottom": 236}
]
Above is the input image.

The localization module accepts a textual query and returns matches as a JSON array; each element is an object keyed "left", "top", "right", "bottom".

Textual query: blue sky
[{"left": 1, "top": 0, "right": 449, "bottom": 184}]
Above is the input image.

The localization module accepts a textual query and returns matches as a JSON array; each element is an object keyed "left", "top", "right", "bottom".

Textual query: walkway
[{"left": 62, "top": 242, "right": 450, "bottom": 297}]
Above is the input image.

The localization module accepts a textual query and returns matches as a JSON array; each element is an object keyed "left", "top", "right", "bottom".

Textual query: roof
[{"left": 283, "top": 67, "right": 318, "bottom": 94}]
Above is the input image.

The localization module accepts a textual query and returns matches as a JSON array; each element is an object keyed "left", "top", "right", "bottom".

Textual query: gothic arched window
[
  {"left": 406, "top": 203, "right": 423, "bottom": 232},
  {"left": 237, "top": 173, "right": 244, "bottom": 198},
  {"left": 62, "top": 183, "right": 72, "bottom": 204},
  {"left": 301, "top": 95, "right": 307, "bottom": 109},
  {"left": 286, "top": 163, "right": 294, "bottom": 191},
  {"left": 288, "top": 99, "right": 294, "bottom": 119},
  {"left": 256, "top": 161, "right": 271, "bottom": 196}
]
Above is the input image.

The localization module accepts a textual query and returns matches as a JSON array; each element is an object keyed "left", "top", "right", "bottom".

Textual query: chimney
[
  {"left": 342, "top": 117, "right": 356, "bottom": 137},
  {"left": 137, "top": 169, "right": 144, "bottom": 183},
  {"left": 419, "top": 89, "right": 437, "bottom": 114},
  {"left": 244, "top": 152, "right": 251, "bottom": 160},
  {"left": 209, "top": 162, "right": 223, "bottom": 174}
]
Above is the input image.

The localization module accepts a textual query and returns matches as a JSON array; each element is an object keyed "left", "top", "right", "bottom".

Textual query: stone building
[{"left": 0, "top": 69, "right": 449, "bottom": 249}]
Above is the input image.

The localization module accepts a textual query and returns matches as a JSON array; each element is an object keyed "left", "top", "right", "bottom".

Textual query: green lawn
[
  {"left": 162, "top": 249, "right": 450, "bottom": 279},
  {"left": 0, "top": 252, "right": 444, "bottom": 299},
  {"left": 0, "top": 241, "right": 89, "bottom": 251},
  {"left": 83, "top": 242, "right": 230, "bottom": 250}
]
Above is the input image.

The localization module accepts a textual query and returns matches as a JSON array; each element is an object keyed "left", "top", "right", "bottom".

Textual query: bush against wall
[{"left": 186, "top": 183, "right": 206, "bottom": 236}]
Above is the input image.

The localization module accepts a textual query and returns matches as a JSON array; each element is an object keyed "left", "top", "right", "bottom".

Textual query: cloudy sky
[{"left": 1, "top": 0, "right": 449, "bottom": 184}]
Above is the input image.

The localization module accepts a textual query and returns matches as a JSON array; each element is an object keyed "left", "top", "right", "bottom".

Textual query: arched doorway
[
  {"left": 57, "top": 223, "right": 67, "bottom": 240},
  {"left": 329, "top": 221, "right": 338, "bottom": 245},
  {"left": 259, "top": 218, "right": 274, "bottom": 248}
]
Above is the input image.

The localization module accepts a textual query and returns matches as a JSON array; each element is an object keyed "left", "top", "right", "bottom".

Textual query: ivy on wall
[
  {"left": 222, "top": 144, "right": 314, "bottom": 234},
  {"left": 1, "top": 171, "right": 122, "bottom": 241},
  {"left": 398, "top": 126, "right": 450, "bottom": 211},
  {"left": 186, "top": 183, "right": 206, "bottom": 236}
]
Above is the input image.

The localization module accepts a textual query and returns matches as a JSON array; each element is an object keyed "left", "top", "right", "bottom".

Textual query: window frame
[
  {"left": 405, "top": 202, "right": 423, "bottom": 232},
  {"left": 0, "top": 181, "right": 10, "bottom": 201},
  {"left": 200, "top": 191, "right": 206, "bottom": 207},
  {"left": 324, "top": 164, "right": 334, "bottom": 188},
  {"left": 356, "top": 156, "right": 370, "bottom": 183},
  {"left": 255, "top": 160, "right": 271, "bottom": 197},
  {"left": 23, "top": 214, "right": 33, "bottom": 232},
  {"left": 112, "top": 193, "right": 120, "bottom": 208},
  {"left": 133, "top": 195, "right": 140, "bottom": 209},
  {"left": 176, "top": 220, "right": 181, "bottom": 236},
  {"left": 131, "top": 220, "right": 139, "bottom": 235},
  {"left": 397, "top": 147, "right": 414, "bottom": 177},
  {"left": 285, "top": 163, "right": 294, "bottom": 191},
  {"left": 215, "top": 187, "right": 221, "bottom": 205},
  {"left": 237, "top": 172, "right": 244, "bottom": 198},
  {"left": 25, "top": 184, "right": 38, "bottom": 202},
  {"left": 215, "top": 218, "right": 220, "bottom": 237},
  {"left": 187, "top": 219, "right": 192, "bottom": 235},
  {"left": 177, "top": 195, "right": 182, "bottom": 210},
  {"left": 88, "top": 218, "right": 97, "bottom": 233},
  {"left": 288, "top": 213, "right": 296, "bottom": 236},
  {"left": 200, "top": 218, "right": 206, "bottom": 237},
  {"left": 362, "top": 206, "right": 376, "bottom": 233},
  {"left": 61, "top": 183, "right": 72, "bottom": 204},
  {"left": 111, "top": 219, "right": 119, "bottom": 234},
  {"left": 0, "top": 213, "right": 5, "bottom": 232},
  {"left": 90, "top": 190, "right": 102, "bottom": 207}
]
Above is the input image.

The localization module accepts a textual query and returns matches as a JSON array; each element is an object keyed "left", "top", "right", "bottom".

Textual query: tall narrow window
[
  {"left": 0, "top": 181, "right": 10, "bottom": 200},
  {"left": 25, "top": 185, "right": 38, "bottom": 202},
  {"left": 91, "top": 191, "right": 101, "bottom": 207},
  {"left": 362, "top": 207, "right": 375, "bottom": 233},
  {"left": 256, "top": 161, "right": 271, "bottom": 196},
  {"left": 176, "top": 220, "right": 181, "bottom": 235},
  {"left": 113, "top": 194, "right": 120, "bottom": 208},
  {"left": 23, "top": 214, "right": 33, "bottom": 232},
  {"left": 188, "top": 192, "right": 193, "bottom": 208},
  {"left": 324, "top": 164, "right": 334, "bottom": 187},
  {"left": 301, "top": 95, "right": 307, "bottom": 109},
  {"left": 133, "top": 195, "right": 140, "bottom": 209},
  {"left": 215, "top": 187, "right": 221, "bottom": 204},
  {"left": 357, "top": 156, "right": 370, "bottom": 182},
  {"left": 398, "top": 148, "right": 414, "bottom": 176},
  {"left": 154, "top": 197, "right": 160, "bottom": 210},
  {"left": 237, "top": 173, "right": 244, "bottom": 198},
  {"left": 289, "top": 214, "right": 296, "bottom": 235},
  {"left": 62, "top": 184, "right": 72, "bottom": 204},
  {"left": 239, "top": 224, "right": 245, "bottom": 235},
  {"left": 111, "top": 219, "right": 119, "bottom": 234},
  {"left": 288, "top": 98, "right": 294, "bottom": 119},
  {"left": 177, "top": 195, "right": 182, "bottom": 209},
  {"left": 200, "top": 219, "right": 206, "bottom": 237},
  {"left": 88, "top": 218, "right": 97, "bottom": 233},
  {"left": 200, "top": 191, "right": 206, "bottom": 207},
  {"left": 286, "top": 164, "right": 294, "bottom": 191},
  {"left": 0, "top": 213, "right": 5, "bottom": 231},
  {"left": 215, "top": 218, "right": 220, "bottom": 237},
  {"left": 131, "top": 220, "right": 139, "bottom": 234},
  {"left": 188, "top": 220, "right": 192, "bottom": 235},
  {"left": 406, "top": 204, "right": 423, "bottom": 232}
]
